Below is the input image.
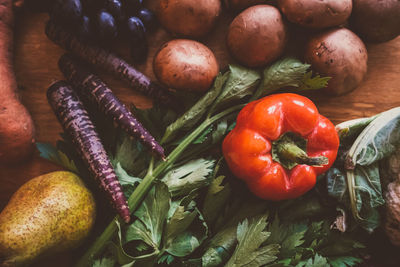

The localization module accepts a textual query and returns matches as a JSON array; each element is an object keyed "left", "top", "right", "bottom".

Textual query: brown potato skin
[
  {"left": 278, "top": 0, "right": 352, "bottom": 29},
  {"left": 350, "top": 0, "right": 400, "bottom": 43},
  {"left": 153, "top": 39, "right": 219, "bottom": 92},
  {"left": 156, "top": 0, "right": 221, "bottom": 38},
  {"left": 227, "top": 5, "right": 287, "bottom": 68},
  {"left": 304, "top": 28, "right": 368, "bottom": 96}
]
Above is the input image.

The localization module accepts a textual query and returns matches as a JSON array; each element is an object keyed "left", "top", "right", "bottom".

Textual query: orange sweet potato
[{"left": 0, "top": 0, "right": 35, "bottom": 164}]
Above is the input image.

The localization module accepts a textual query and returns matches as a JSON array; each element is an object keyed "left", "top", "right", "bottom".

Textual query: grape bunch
[{"left": 49, "top": 0, "right": 157, "bottom": 63}]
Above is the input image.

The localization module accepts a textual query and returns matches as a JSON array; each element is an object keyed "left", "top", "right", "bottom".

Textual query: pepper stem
[
  {"left": 277, "top": 141, "right": 328, "bottom": 166},
  {"left": 272, "top": 132, "right": 328, "bottom": 169}
]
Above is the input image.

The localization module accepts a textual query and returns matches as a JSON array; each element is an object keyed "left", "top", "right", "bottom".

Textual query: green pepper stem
[
  {"left": 277, "top": 141, "right": 328, "bottom": 166},
  {"left": 75, "top": 104, "right": 244, "bottom": 267}
]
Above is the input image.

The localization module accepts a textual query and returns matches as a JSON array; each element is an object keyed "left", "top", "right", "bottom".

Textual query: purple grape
[
  {"left": 126, "top": 16, "right": 146, "bottom": 41},
  {"left": 137, "top": 8, "right": 157, "bottom": 31},
  {"left": 105, "top": 0, "right": 124, "bottom": 21},
  {"left": 95, "top": 10, "right": 118, "bottom": 41}
]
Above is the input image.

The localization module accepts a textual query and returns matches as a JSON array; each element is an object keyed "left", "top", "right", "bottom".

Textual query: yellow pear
[{"left": 0, "top": 171, "right": 96, "bottom": 266}]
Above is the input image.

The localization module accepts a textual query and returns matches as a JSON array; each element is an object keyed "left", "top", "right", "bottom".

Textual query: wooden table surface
[{"left": 0, "top": 9, "right": 400, "bottom": 266}]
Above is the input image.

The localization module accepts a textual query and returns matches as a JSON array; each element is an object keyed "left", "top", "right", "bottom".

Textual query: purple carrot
[
  {"left": 45, "top": 20, "right": 179, "bottom": 109},
  {"left": 58, "top": 53, "right": 165, "bottom": 159},
  {"left": 47, "top": 80, "right": 131, "bottom": 223}
]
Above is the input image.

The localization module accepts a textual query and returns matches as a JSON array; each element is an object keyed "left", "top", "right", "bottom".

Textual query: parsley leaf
[
  {"left": 202, "top": 175, "right": 231, "bottom": 227},
  {"left": 91, "top": 257, "right": 116, "bottom": 267},
  {"left": 296, "top": 253, "right": 328, "bottom": 267},
  {"left": 124, "top": 183, "right": 170, "bottom": 252},
  {"left": 225, "top": 215, "right": 280, "bottom": 267},
  {"left": 266, "top": 217, "right": 307, "bottom": 259},
  {"left": 163, "top": 193, "right": 208, "bottom": 257},
  {"left": 114, "top": 162, "right": 141, "bottom": 198},
  {"left": 215, "top": 64, "right": 261, "bottom": 108},
  {"left": 36, "top": 142, "right": 78, "bottom": 172},
  {"left": 161, "top": 159, "right": 216, "bottom": 197},
  {"left": 298, "top": 71, "right": 331, "bottom": 91},
  {"left": 328, "top": 256, "right": 362, "bottom": 267},
  {"left": 162, "top": 72, "right": 230, "bottom": 144},
  {"left": 254, "top": 58, "right": 310, "bottom": 98}
]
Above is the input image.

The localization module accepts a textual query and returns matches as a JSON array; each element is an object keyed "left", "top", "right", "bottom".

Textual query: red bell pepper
[{"left": 222, "top": 93, "right": 339, "bottom": 200}]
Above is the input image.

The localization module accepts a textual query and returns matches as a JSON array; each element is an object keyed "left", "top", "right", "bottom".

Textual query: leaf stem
[{"left": 75, "top": 104, "right": 244, "bottom": 266}]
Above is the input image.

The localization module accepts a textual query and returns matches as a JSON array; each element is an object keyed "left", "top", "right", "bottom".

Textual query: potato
[
  {"left": 156, "top": 0, "right": 221, "bottom": 38},
  {"left": 350, "top": 0, "right": 400, "bottom": 43},
  {"left": 153, "top": 39, "right": 219, "bottom": 92},
  {"left": 225, "top": 0, "right": 274, "bottom": 12},
  {"left": 278, "top": 0, "right": 352, "bottom": 29},
  {"left": 304, "top": 28, "right": 368, "bottom": 96},
  {"left": 227, "top": 5, "right": 287, "bottom": 67}
]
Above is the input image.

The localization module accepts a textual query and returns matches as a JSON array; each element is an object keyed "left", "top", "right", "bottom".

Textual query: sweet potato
[{"left": 0, "top": 0, "right": 35, "bottom": 164}]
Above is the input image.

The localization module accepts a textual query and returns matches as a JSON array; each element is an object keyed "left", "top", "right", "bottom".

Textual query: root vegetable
[
  {"left": 278, "top": 0, "right": 352, "bottom": 29},
  {"left": 58, "top": 53, "right": 165, "bottom": 159},
  {"left": 153, "top": 39, "right": 219, "bottom": 92},
  {"left": 0, "top": 0, "right": 35, "bottom": 164},
  {"left": 47, "top": 81, "right": 130, "bottom": 223},
  {"left": 227, "top": 5, "right": 287, "bottom": 67},
  {"left": 45, "top": 21, "right": 178, "bottom": 109},
  {"left": 350, "top": 0, "right": 400, "bottom": 43},
  {"left": 156, "top": 0, "right": 221, "bottom": 38},
  {"left": 304, "top": 28, "right": 368, "bottom": 96}
]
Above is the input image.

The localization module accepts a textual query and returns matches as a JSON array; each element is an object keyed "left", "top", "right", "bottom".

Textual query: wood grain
[{"left": 0, "top": 9, "right": 399, "bottom": 266}]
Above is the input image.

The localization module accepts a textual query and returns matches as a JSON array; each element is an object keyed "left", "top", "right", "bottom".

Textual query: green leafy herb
[
  {"left": 111, "top": 132, "right": 149, "bottom": 176},
  {"left": 266, "top": 217, "right": 306, "bottom": 259},
  {"left": 215, "top": 64, "right": 261, "bottom": 108},
  {"left": 131, "top": 104, "right": 177, "bottom": 141},
  {"left": 202, "top": 226, "right": 238, "bottom": 267},
  {"left": 346, "top": 164, "right": 384, "bottom": 232},
  {"left": 253, "top": 58, "right": 310, "bottom": 99},
  {"left": 114, "top": 162, "right": 142, "bottom": 198},
  {"left": 36, "top": 142, "right": 78, "bottom": 172},
  {"left": 297, "top": 71, "right": 331, "bottom": 92},
  {"left": 225, "top": 215, "right": 280, "bottom": 267},
  {"left": 335, "top": 116, "right": 377, "bottom": 142},
  {"left": 163, "top": 194, "right": 208, "bottom": 258},
  {"left": 92, "top": 257, "right": 116, "bottom": 267},
  {"left": 202, "top": 175, "right": 231, "bottom": 227},
  {"left": 161, "top": 159, "right": 215, "bottom": 197},
  {"left": 326, "top": 168, "right": 348, "bottom": 202},
  {"left": 124, "top": 182, "right": 170, "bottom": 253},
  {"left": 346, "top": 107, "right": 400, "bottom": 168},
  {"left": 72, "top": 59, "right": 351, "bottom": 267},
  {"left": 328, "top": 256, "right": 362, "bottom": 267},
  {"left": 296, "top": 253, "right": 328, "bottom": 267},
  {"left": 162, "top": 72, "right": 230, "bottom": 144}
]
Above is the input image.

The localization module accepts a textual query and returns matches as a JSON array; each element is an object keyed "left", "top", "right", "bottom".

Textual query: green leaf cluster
[
  {"left": 324, "top": 107, "right": 400, "bottom": 232},
  {"left": 37, "top": 58, "right": 353, "bottom": 267}
]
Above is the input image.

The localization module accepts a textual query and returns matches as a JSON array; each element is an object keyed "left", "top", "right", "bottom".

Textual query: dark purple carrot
[
  {"left": 45, "top": 20, "right": 178, "bottom": 109},
  {"left": 47, "top": 80, "right": 131, "bottom": 223},
  {"left": 58, "top": 53, "right": 165, "bottom": 159}
]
